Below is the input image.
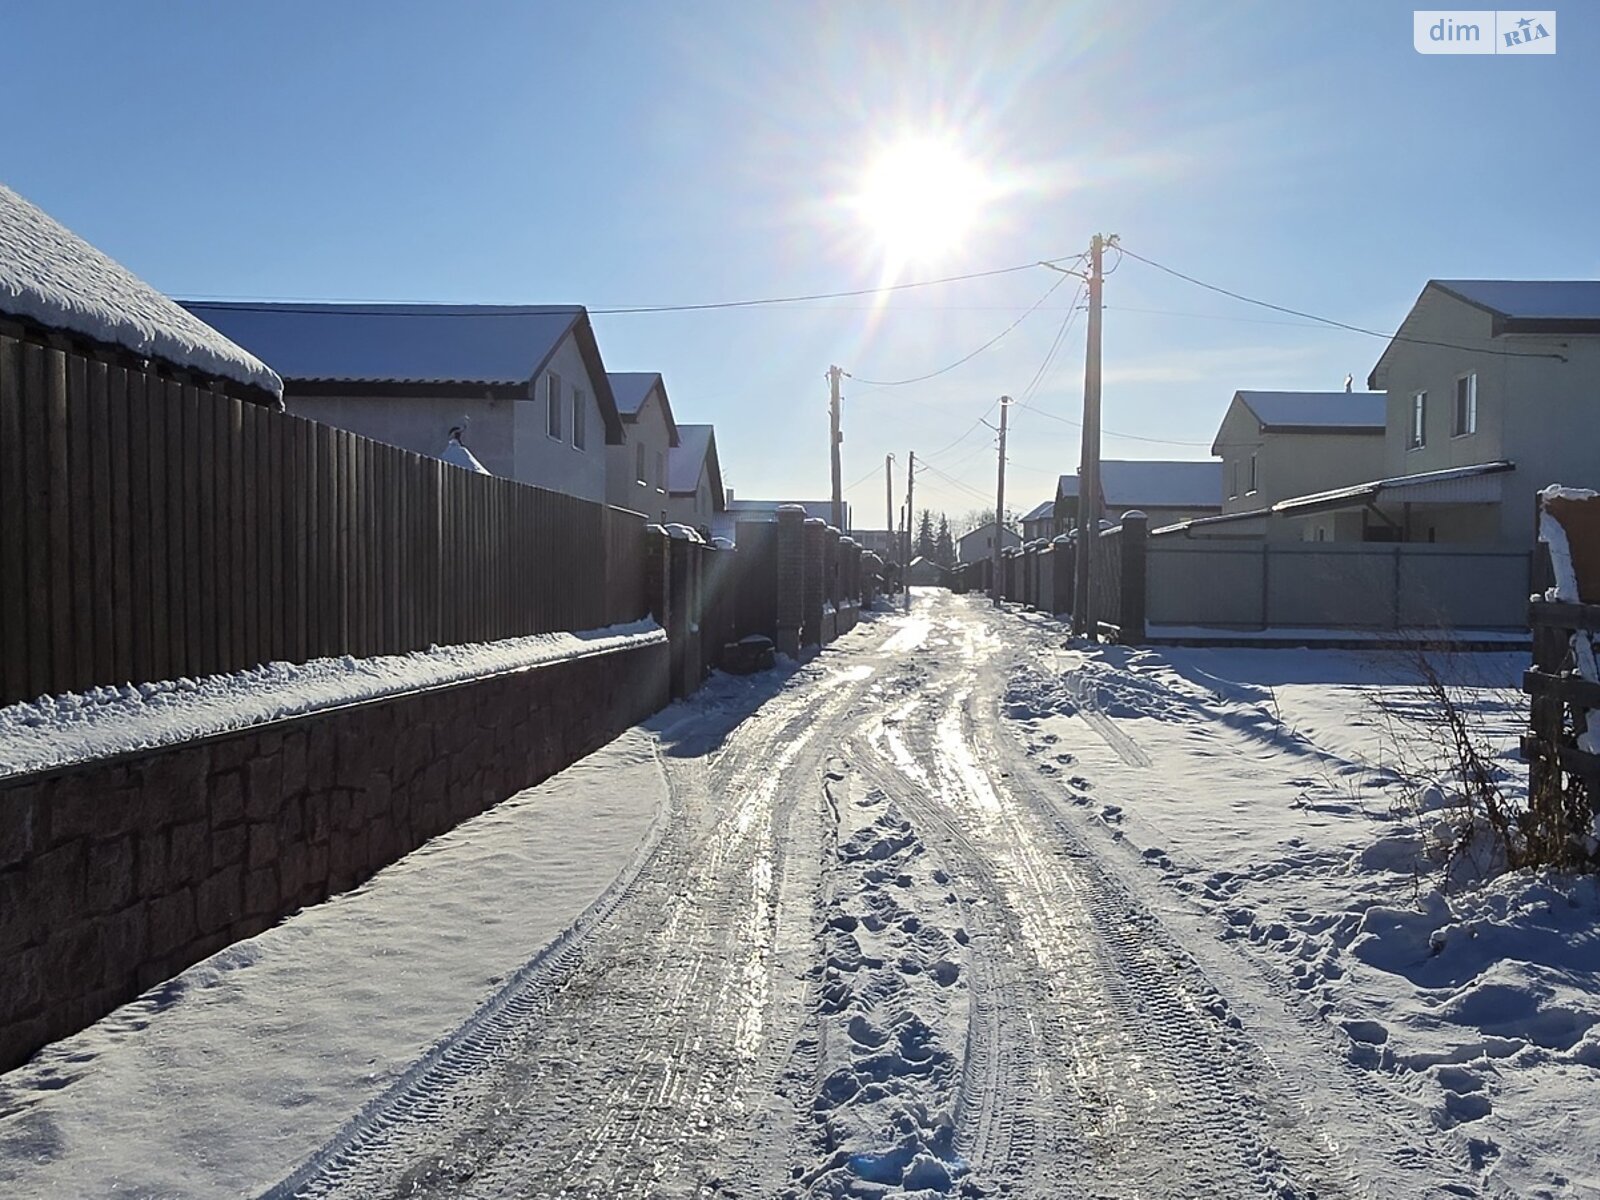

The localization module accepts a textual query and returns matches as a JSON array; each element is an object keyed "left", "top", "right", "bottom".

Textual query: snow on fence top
[{"left": 0, "top": 184, "right": 283, "bottom": 398}]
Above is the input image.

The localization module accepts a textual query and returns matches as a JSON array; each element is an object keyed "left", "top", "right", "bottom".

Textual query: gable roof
[
  {"left": 0, "top": 184, "right": 282, "bottom": 399},
  {"left": 181, "top": 301, "right": 623, "bottom": 442},
  {"left": 607, "top": 371, "right": 681, "bottom": 446},
  {"left": 1056, "top": 460, "right": 1223, "bottom": 510},
  {"left": 1369, "top": 279, "right": 1600, "bottom": 388},
  {"left": 957, "top": 523, "right": 1021, "bottom": 547},
  {"left": 1020, "top": 499, "right": 1055, "bottom": 523},
  {"left": 666, "top": 423, "right": 725, "bottom": 509},
  {"left": 1235, "top": 390, "right": 1386, "bottom": 430}
]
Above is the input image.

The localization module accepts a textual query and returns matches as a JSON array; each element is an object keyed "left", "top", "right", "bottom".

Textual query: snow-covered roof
[
  {"left": 0, "top": 184, "right": 282, "bottom": 398},
  {"left": 726, "top": 498, "right": 845, "bottom": 525},
  {"left": 1273, "top": 460, "right": 1515, "bottom": 515},
  {"left": 1432, "top": 280, "right": 1600, "bottom": 321},
  {"left": 1020, "top": 499, "right": 1055, "bottom": 523},
  {"left": 439, "top": 434, "right": 489, "bottom": 474},
  {"left": 666, "top": 424, "right": 724, "bottom": 508},
  {"left": 183, "top": 300, "right": 624, "bottom": 442},
  {"left": 1056, "top": 460, "right": 1223, "bottom": 509},
  {"left": 607, "top": 371, "right": 680, "bottom": 446},
  {"left": 1234, "top": 391, "right": 1386, "bottom": 431}
]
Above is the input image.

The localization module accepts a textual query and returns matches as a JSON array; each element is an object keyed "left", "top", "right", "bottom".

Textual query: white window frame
[
  {"left": 636, "top": 442, "right": 647, "bottom": 483},
  {"left": 572, "top": 389, "right": 586, "bottom": 450},
  {"left": 1409, "top": 391, "right": 1427, "bottom": 450},
  {"left": 1453, "top": 373, "right": 1477, "bottom": 437},
  {"left": 656, "top": 451, "right": 665, "bottom": 491},
  {"left": 1228, "top": 460, "right": 1238, "bottom": 500},
  {"left": 1246, "top": 452, "right": 1258, "bottom": 496},
  {"left": 546, "top": 373, "right": 562, "bottom": 440}
]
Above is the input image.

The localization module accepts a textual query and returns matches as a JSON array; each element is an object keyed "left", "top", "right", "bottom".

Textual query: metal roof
[
  {"left": 0, "top": 184, "right": 282, "bottom": 397},
  {"left": 666, "top": 424, "right": 724, "bottom": 509},
  {"left": 1234, "top": 390, "right": 1386, "bottom": 430},
  {"left": 1056, "top": 460, "right": 1224, "bottom": 509},
  {"left": 1272, "top": 460, "right": 1515, "bottom": 516},
  {"left": 1433, "top": 280, "right": 1600, "bottom": 320},
  {"left": 607, "top": 371, "right": 681, "bottom": 445}
]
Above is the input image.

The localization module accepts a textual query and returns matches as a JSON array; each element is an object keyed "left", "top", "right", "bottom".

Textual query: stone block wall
[{"left": 0, "top": 637, "right": 669, "bottom": 1072}]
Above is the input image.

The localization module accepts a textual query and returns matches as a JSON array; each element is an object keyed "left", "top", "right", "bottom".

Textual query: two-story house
[
  {"left": 1268, "top": 281, "right": 1600, "bottom": 546},
  {"left": 183, "top": 303, "right": 624, "bottom": 504},
  {"left": 1054, "top": 460, "right": 1224, "bottom": 532},
  {"left": 606, "top": 371, "right": 678, "bottom": 515},
  {"left": 1210, "top": 390, "right": 1386, "bottom": 537},
  {"left": 662, "top": 424, "right": 726, "bottom": 534}
]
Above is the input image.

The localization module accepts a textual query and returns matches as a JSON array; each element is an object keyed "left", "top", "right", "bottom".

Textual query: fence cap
[
  {"left": 1052, "top": 533, "right": 1073, "bottom": 546},
  {"left": 839, "top": 536, "right": 858, "bottom": 548},
  {"left": 1120, "top": 509, "right": 1148, "bottom": 521},
  {"left": 709, "top": 536, "right": 735, "bottom": 550},
  {"left": 776, "top": 503, "right": 808, "bottom": 515},
  {"left": 803, "top": 516, "right": 827, "bottom": 527},
  {"left": 663, "top": 522, "right": 705, "bottom": 543}
]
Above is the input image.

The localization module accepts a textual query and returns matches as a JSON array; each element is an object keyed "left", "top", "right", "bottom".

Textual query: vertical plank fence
[{"left": 0, "top": 334, "right": 650, "bottom": 707}]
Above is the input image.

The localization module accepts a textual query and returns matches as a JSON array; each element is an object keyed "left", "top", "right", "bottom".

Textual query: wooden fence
[{"left": 0, "top": 334, "right": 648, "bottom": 707}]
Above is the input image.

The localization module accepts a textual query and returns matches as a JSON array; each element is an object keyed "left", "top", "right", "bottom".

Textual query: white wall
[
  {"left": 607, "top": 387, "right": 673, "bottom": 515},
  {"left": 1213, "top": 399, "right": 1384, "bottom": 516},
  {"left": 511, "top": 331, "right": 609, "bottom": 503}
]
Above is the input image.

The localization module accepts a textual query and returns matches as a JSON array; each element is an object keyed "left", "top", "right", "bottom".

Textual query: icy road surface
[{"left": 260, "top": 591, "right": 1506, "bottom": 1200}]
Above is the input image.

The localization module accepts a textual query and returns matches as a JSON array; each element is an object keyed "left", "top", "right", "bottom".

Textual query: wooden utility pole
[
  {"left": 828, "top": 365, "right": 844, "bottom": 530},
  {"left": 1073, "top": 234, "right": 1110, "bottom": 638},
  {"left": 904, "top": 450, "right": 915, "bottom": 612},
  {"left": 991, "top": 396, "right": 1011, "bottom": 606}
]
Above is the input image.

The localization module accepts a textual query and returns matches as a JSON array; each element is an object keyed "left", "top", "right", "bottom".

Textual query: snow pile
[
  {"left": 0, "top": 183, "right": 282, "bottom": 397},
  {"left": 439, "top": 433, "right": 490, "bottom": 474},
  {"left": 0, "top": 621, "right": 663, "bottom": 778}
]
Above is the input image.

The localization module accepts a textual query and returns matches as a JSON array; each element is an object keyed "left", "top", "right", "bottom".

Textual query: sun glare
[{"left": 849, "top": 136, "right": 992, "bottom": 274}]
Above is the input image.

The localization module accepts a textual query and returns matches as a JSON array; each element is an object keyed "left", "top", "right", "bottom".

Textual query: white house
[
  {"left": 662, "top": 424, "right": 726, "bottom": 534},
  {"left": 1260, "top": 280, "right": 1600, "bottom": 546},
  {"left": 183, "top": 302, "right": 624, "bottom": 503},
  {"left": 1054, "top": 460, "right": 1224, "bottom": 532},
  {"left": 956, "top": 523, "right": 1021, "bottom": 565},
  {"left": 606, "top": 371, "right": 677, "bottom": 515}
]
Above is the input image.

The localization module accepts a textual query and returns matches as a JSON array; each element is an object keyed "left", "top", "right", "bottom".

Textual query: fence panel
[{"left": 0, "top": 337, "right": 654, "bottom": 705}]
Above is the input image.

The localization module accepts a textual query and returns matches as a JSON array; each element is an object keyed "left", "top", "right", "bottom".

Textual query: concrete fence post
[
  {"left": 1120, "top": 511, "right": 1148, "bottom": 646},
  {"left": 775, "top": 506, "right": 806, "bottom": 658}
]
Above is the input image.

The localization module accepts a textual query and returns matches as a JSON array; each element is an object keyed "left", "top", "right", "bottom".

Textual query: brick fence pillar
[
  {"left": 1119, "top": 511, "right": 1149, "bottom": 646},
  {"left": 1052, "top": 534, "right": 1073, "bottom": 617},
  {"left": 802, "top": 518, "right": 825, "bottom": 650},
  {"left": 775, "top": 506, "right": 806, "bottom": 658}
]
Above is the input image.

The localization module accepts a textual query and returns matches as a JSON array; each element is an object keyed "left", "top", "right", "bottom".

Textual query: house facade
[
  {"left": 1055, "top": 460, "right": 1224, "bottom": 533},
  {"left": 661, "top": 423, "right": 726, "bottom": 533},
  {"left": 956, "top": 523, "right": 1021, "bottom": 565},
  {"left": 183, "top": 303, "right": 623, "bottom": 503},
  {"left": 1211, "top": 391, "right": 1386, "bottom": 522},
  {"left": 606, "top": 371, "right": 677, "bottom": 516},
  {"left": 1020, "top": 500, "right": 1056, "bottom": 542}
]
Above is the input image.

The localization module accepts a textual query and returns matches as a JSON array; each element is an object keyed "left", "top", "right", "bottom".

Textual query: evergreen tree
[
  {"left": 935, "top": 514, "right": 955, "bottom": 566},
  {"left": 916, "top": 508, "right": 936, "bottom": 559}
]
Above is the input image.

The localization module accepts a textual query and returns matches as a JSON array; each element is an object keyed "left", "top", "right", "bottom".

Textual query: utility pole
[
  {"left": 904, "top": 450, "right": 915, "bottom": 612},
  {"left": 991, "top": 396, "right": 1011, "bottom": 607},
  {"left": 885, "top": 454, "right": 895, "bottom": 552},
  {"left": 828, "top": 365, "right": 844, "bottom": 530},
  {"left": 1073, "top": 234, "right": 1111, "bottom": 639}
]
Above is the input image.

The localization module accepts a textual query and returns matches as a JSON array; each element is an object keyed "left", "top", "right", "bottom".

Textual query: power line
[
  {"left": 1116, "top": 245, "right": 1568, "bottom": 363},
  {"left": 843, "top": 257, "right": 1084, "bottom": 387},
  {"left": 916, "top": 457, "right": 994, "bottom": 503},
  {"left": 1011, "top": 401, "right": 1212, "bottom": 447},
  {"left": 921, "top": 398, "right": 1000, "bottom": 462},
  {"left": 179, "top": 251, "right": 1086, "bottom": 318},
  {"left": 1019, "top": 280, "right": 1088, "bottom": 403},
  {"left": 842, "top": 459, "right": 885, "bottom": 494}
]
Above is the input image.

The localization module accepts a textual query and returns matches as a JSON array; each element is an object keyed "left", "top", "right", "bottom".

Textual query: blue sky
[{"left": 5, "top": 1, "right": 1595, "bottom": 524}]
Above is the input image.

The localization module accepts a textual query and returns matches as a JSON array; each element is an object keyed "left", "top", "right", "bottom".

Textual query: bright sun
[{"left": 849, "top": 136, "right": 991, "bottom": 273}]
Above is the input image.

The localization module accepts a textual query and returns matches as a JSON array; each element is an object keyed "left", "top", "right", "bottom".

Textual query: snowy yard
[{"left": 1, "top": 589, "right": 1596, "bottom": 1198}]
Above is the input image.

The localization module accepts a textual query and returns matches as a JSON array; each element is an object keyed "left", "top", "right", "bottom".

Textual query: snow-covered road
[{"left": 6, "top": 589, "right": 1589, "bottom": 1198}]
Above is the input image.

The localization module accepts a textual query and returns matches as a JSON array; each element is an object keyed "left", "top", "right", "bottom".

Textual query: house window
[
  {"left": 1227, "top": 460, "right": 1238, "bottom": 500},
  {"left": 636, "top": 442, "right": 646, "bottom": 483},
  {"left": 655, "top": 451, "right": 664, "bottom": 490},
  {"left": 546, "top": 374, "right": 562, "bottom": 440},
  {"left": 1247, "top": 453, "right": 1258, "bottom": 495},
  {"left": 572, "top": 390, "right": 586, "bottom": 449},
  {"left": 1409, "top": 391, "right": 1427, "bottom": 449},
  {"left": 1453, "top": 374, "right": 1477, "bottom": 436}
]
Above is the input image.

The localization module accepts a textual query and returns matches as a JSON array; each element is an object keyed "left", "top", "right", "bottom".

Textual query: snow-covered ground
[{"left": 2, "top": 590, "right": 1595, "bottom": 1198}]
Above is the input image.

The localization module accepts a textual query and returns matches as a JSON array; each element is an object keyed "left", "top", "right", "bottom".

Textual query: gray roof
[
  {"left": 608, "top": 371, "right": 680, "bottom": 445},
  {"left": 957, "top": 524, "right": 1021, "bottom": 547},
  {"left": 1433, "top": 280, "right": 1600, "bottom": 320},
  {"left": 1235, "top": 391, "right": 1386, "bottom": 430},
  {"left": 1020, "top": 499, "right": 1056, "bottom": 523},
  {"left": 1056, "top": 460, "right": 1223, "bottom": 509},
  {"left": 0, "top": 184, "right": 282, "bottom": 397},
  {"left": 666, "top": 424, "right": 724, "bottom": 508}
]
